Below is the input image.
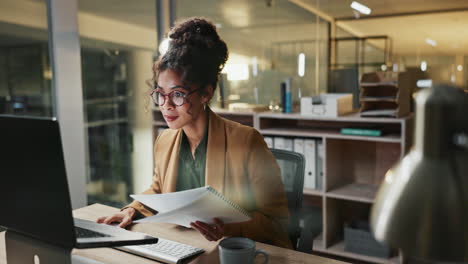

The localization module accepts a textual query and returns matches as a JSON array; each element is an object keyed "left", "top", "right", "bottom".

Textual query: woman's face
[{"left": 156, "top": 69, "right": 209, "bottom": 129}]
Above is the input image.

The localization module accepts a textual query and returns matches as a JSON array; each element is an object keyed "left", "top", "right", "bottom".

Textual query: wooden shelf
[
  {"left": 260, "top": 128, "right": 401, "bottom": 143},
  {"left": 326, "top": 183, "right": 378, "bottom": 203},
  {"left": 303, "top": 188, "right": 324, "bottom": 196},
  {"left": 260, "top": 128, "right": 325, "bottom": 138},
  {"left": 211, "top": 108, "right": 256, "bottom": 116},
  {"left": 314, "top": 240, "right": 400, "bottom": 264},
  {"left": 152, "top": 108, "right": 256, "bottom": 127},
  {"left": 257, "top": 112, "right": 411, "bottom": 124}
]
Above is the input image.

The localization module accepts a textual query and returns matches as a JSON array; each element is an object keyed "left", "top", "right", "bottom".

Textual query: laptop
[{"left": 0, "top": 115, "right": 158, "bottom": 249}]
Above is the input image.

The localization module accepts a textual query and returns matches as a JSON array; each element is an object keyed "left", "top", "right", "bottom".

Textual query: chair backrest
[{"left": 270, "top": 148, "right": 305, "bottom": 249}]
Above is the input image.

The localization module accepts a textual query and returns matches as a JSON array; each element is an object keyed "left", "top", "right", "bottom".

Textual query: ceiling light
[
  {"left": 420, "top": 61, "right": 427, "bottom": 72},
  {"left": 457, "top": 65, "right": 463, "bottom": 72},
  {"left": 416, "top": 79, "right": 432, "bottom": 88},
  {"left": 350, "top": 1, "right": 371, "bottom": 15},
  {"left": 425, "top": 38, "right": 437, "bottom": 47},
  {"left": 298, "top": 53, "right": 305, "bottom": 77}
]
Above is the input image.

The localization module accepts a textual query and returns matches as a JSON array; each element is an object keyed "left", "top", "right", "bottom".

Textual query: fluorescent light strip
[
  {"left": 298, "top": 53, "right": 305, "bottom": 77},
  {"left": 417, "top": 79, "right": 432, "bottom": 88},
  {"left": 251, "top": 56, "right": 258, "bottom": 77},
  {"left": 350, "top": 1, "right": 371, "bottom": 15}
]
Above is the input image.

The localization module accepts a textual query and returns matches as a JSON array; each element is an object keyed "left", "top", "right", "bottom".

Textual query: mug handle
[{"left": 254, "top": 249, "right": 269, "bottom": 264}]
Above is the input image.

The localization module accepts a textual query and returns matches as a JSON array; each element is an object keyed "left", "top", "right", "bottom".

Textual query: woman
[{"left": 97, "top": 17, "right": 292, "bottom": 249}]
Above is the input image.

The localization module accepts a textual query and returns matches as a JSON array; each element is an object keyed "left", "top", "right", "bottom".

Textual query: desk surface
[{"left": 0, "top": 204, "right": 347, "bottom": 264}]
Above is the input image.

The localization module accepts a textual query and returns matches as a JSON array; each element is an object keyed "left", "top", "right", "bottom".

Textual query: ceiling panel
[
  {"left": 78, "top": 0, "right": 156, "bottom": 29},
  {"left": 303, "top": 0, "right": 468, "bottom": 19},
  {"left": 176, "top": 0, "right": 315, "bottom": 29},
  {"left": 68, "top": 0, "right": 468, "bottom": 56},
  {"left": 338, "top": 11, "right": 468, "bottom": 55}
]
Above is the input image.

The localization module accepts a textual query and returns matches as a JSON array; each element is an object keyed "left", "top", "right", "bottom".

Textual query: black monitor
[{"left": 0, "top": 115, "right": 76, "bottom": 248}]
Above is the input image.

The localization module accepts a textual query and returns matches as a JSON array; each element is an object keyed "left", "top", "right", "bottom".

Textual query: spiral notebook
[{"left": 131, "top": 186, "right": 251, "bottom": 227}]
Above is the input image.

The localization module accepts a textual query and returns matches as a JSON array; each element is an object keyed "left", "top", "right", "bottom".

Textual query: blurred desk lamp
[{"left": 371, "top": 85, "right": 468, "bottom": 263}]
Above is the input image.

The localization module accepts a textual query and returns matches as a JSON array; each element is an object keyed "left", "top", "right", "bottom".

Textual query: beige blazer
[{"left": 126, "top": 108, "right": 292, "bottom": 248}]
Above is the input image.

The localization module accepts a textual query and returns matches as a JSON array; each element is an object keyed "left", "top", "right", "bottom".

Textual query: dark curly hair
[{"left": 153, "top": 17, "right": 229, "bottom": 98}]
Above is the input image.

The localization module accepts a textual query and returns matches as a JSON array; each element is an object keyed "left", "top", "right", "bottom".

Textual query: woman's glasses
[{"left": 150, "top": 88, "right": 200, "bottom": 107}]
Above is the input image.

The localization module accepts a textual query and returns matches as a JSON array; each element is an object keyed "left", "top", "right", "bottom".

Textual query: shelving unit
[
  {"left": 255, "top": 112, "right": 412, "bottom": 264},
  {"left": 151, "top": 109, "right": 413, "bottom": 264}
]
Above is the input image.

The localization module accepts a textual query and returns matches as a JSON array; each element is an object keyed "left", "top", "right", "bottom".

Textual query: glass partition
[
  {"left": 78, "top": 0, "right": 157, "bottom": 207},
  {"left": 0, "top": 0, "right": 52, "bottom": 117},
  {"left": 176, "top": 0, "right": 330, "bottom": 110}
]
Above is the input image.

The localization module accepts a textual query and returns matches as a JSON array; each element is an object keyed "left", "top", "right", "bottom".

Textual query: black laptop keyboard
[{"left": 75, "top": 226, "right": 111, "bottom": 238}]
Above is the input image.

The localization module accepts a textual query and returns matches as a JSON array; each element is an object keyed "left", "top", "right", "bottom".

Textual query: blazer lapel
[
  {"left": 205, "top": 109, "right": 227, "bottom": 193},
  {"left": 162, "top": 129, "right": 183, "bottom": 193}
]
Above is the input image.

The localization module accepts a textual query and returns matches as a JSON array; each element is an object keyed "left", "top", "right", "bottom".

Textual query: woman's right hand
[{"left": 96, "top": 207, "right": 136, "bottom": 228}]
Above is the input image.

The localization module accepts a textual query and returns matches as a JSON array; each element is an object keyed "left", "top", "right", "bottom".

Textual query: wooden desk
[{"left": 0, "top": 204, "right": 347, "bottom": 264}]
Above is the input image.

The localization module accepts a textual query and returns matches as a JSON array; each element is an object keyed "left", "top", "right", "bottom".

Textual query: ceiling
[
  {"left": 76, "top": 0, "right": 329, "bottom": 59},
  {"left": 51, "top": 0, "right": 468, "bottom": 56},
  {"left": 176, "top": 0, "right": 328, "bottom": 57},
  {"left": 297, "top": 0, "right": 468, "bottom": 56},
  {"left": 338, "top": 11, "right": 468, "bottom": 56},
  {"left": 303, "top": 0, "right": 468, "bottom": 19},
  {"left": 78, "top": 0, "right": 157, "bottom": 30}
]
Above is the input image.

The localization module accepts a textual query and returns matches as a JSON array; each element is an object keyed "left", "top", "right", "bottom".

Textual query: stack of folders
[{"left": 263, "top": 136, "right": 323, "bottom": 190}]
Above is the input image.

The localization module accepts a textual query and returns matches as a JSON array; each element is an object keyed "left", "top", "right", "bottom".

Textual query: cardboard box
[{"left": 301, "top": 93, "right": 353, "bottom": 117}]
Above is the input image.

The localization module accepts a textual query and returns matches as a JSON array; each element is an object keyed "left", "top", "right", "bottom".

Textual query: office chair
[{"left": 270, "top": 148, "right": 305, "bottom": 250}]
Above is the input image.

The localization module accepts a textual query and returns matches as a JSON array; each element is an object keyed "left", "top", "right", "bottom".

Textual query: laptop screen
[{"left": 0, "top": 116, "right": 76, "bottom": 248}]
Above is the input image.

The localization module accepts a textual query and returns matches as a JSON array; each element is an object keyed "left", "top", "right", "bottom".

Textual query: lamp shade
[{"left": 371, "top": 85, "right": 468, "bottom": 262}]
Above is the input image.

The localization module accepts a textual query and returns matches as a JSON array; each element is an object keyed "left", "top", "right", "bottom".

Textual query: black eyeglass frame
[{"left": 150, "top": 88, "right": 201, "bottom": 107}]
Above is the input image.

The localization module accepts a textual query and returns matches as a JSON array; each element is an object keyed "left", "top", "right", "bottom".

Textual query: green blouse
[{"left": 175, "top": 123, "right": 209, "bottom": 191}]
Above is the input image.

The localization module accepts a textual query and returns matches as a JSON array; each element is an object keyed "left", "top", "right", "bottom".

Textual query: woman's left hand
[{"left": 190, "top": 218, "right": 225, "bottom": 241}]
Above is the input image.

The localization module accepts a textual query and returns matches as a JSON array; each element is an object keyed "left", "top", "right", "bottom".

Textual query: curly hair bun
[
  {"left": 156, "top": 17, "right": 228, "bottom": 91},
  {"left": 169, "top": 17, "right": 228, "bottom": 71}
]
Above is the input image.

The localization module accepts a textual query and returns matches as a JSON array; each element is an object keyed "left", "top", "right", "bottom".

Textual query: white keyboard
[{"left": 115, "top": 238, "right": 205, "bottom": 264}]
